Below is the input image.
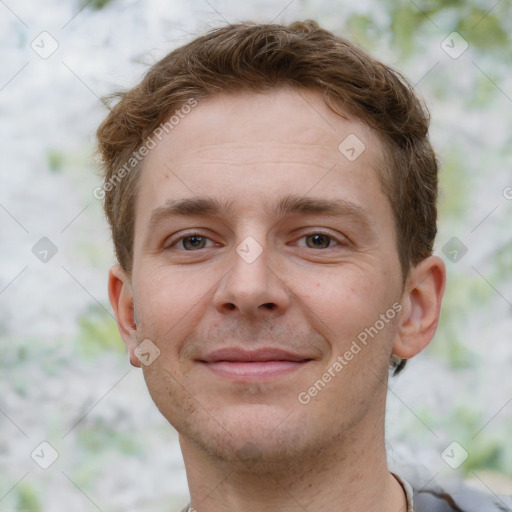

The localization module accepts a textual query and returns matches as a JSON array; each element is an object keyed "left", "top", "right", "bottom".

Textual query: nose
[{"left": 213, "top": 239, "right": 291, "bottom": 319}]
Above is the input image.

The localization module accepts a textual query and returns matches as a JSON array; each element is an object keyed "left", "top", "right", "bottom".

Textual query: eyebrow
[{"left": 148, "top": 194, "right": 371, "bottom": 228}]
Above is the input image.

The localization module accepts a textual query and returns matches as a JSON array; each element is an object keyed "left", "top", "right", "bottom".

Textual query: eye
[
  {"left": 165, "top": 230, "right": 347, "bottom": 252},
  {"left": 296, "top": 232, "right": 347, "bottom": 249},
  {"left": 167, "top": 233, "right": 215, "bottom": 251}
]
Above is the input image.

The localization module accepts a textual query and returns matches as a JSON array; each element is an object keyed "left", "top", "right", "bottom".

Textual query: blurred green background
[{"left": 1, "top": 0, "right": 511, "bottom": 510}]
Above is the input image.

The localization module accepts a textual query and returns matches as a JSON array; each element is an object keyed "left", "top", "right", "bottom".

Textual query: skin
[{"left": 109, "top": 87, "right": 446, "bottom": 512}]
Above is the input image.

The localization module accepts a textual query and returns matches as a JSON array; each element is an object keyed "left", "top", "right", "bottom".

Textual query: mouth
[{"left": 197, "top": 347, "right": 314, "bottom": 380}]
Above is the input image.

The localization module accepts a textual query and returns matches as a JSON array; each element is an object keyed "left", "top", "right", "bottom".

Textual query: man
[{"left": 96, "top": 20, "right": 508, "bottom": 511}]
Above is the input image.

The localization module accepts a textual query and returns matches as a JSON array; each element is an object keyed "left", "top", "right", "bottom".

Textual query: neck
[{"left": 179, "top": 412, "right": 407, "bottom": 512}]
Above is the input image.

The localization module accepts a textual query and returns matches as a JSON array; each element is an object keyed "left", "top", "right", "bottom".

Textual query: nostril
[{"left": 262, "top": 303, "right": 275, "bottom": 310}]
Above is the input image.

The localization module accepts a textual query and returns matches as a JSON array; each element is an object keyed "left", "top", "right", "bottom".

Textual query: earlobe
[
  {"left": 108, "top": 264, "right": 141, "bottom": 367},
  {"left": 393, "top": 255, "right": 446, "bottom": 360}
]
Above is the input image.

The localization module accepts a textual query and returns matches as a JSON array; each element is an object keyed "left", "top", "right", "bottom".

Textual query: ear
[
  {"left": 108, "top": 264, "right": 141, "bottom": 367},
  {"left": 393, "top": 255, "right": 446, "bottom": 359}
]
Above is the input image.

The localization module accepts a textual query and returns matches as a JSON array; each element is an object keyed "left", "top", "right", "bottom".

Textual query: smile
[{"left": 198, "top": 347, "right": 313, "bottom": 380}]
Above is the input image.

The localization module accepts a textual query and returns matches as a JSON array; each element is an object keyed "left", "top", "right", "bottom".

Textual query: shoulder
[{"left": 397, "top": 465, "right": 512, "bottom": 512}]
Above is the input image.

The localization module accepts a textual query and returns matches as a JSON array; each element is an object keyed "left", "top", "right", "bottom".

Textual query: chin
[{"left": 177, "top": 402, "right": 331, "bottom": 471}]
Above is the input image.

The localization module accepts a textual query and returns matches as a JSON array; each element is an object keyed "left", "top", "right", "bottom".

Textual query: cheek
[
  {"left": 135, "top": 267, "right": 214, "bottom": 348},
  {"left": 300, "top": 267, "right": 400, "bottom": 378},
  {"left": 306, "top": 268, "right": 394, "bottom": 331}
]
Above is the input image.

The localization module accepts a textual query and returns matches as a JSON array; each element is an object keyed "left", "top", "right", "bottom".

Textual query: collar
[{"left": 392, "top": 472, "right": 415, "bottom": 512}]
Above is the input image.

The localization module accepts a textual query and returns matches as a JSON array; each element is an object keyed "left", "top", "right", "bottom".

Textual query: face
[{"left": 120, "top": 88, "right": 409, "bottom": 467}]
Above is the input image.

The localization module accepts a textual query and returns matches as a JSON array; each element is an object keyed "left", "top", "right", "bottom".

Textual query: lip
[
  {"left": 201, "top": 347, "right": 311, "bottom": 363},
  {"left": 198, "top": 347, "right": 313, "bottom": 380}
]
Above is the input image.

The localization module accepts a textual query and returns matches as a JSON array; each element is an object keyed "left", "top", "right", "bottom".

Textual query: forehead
[
  {"left": 156, "top": 88, "right": 381, "bottom": 155},
  {"left": 134, "top": 88, "right": 389, "bottom": 226}
]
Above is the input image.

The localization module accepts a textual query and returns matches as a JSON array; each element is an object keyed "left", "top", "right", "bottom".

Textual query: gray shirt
[{"left": 395, "top": 472, "right": 511, "bottom": 511}]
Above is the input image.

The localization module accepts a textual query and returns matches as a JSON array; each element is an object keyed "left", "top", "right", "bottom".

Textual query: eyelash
[{"left": 166, "top": 231, "right": 348, "bottom": 251}]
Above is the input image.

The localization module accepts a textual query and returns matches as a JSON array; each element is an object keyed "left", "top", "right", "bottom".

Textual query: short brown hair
[{"left": 96, "top": 20, "right": 439, "bottom": 373}]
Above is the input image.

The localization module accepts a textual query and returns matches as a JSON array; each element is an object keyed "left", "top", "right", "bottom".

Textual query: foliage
[
  {"left": 76, "top": 303, "right": 125, "bottom": 357},
  {"left": 78, "top": 424, "right": 143, "bottom": 455},
  {"left": 83, "top": 0, "right": 116, "bottom": 10},
  {"left": 385, "top": 0, "right": 511, "bottom": 58},
  {"left": 46, "top": 149, "right": 66, "bottom": 173},
  {"left": 15, "top": 482, "right": 42, "bottom": 512},
  {"left": 419, "top": 404, "right": 512, "bottom": 477}
]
